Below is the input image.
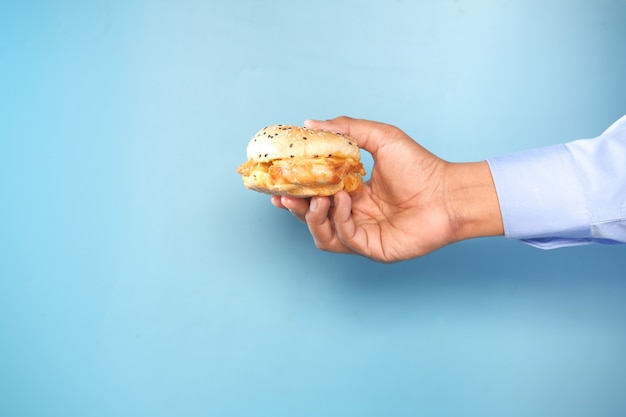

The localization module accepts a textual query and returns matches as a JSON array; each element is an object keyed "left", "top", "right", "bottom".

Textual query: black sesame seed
[
  {"left": 264, "top": 154, "right": 268, "bottom": 157},
  {"left": 302, "top": 136, "right": 307, "bottom": 140},
  {"left": 289, "top": 143, "right": 293, "bottom": 148},
  {"left": 328, "top": 154, "right": 332, "bottom": 157},
  {"left": 290, "top": 155, "right": 294, "bottom": 158}
]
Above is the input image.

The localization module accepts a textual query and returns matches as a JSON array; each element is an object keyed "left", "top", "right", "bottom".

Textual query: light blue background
[{"left": 1, "top": 1, "right": 625, "bottom": 416}]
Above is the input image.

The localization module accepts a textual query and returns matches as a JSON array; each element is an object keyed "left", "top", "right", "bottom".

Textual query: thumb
[{"left": 304, "top": 116, "right": 402, "bottom": 156}]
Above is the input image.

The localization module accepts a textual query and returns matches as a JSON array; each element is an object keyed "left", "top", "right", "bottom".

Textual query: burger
[{"left": 236, "top": 125, "right": 365, "bottom": 197}]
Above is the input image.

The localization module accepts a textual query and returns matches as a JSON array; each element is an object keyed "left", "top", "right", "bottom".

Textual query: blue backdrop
[{"left": 1, "top": 1, "right": 625, "bottom": 416}]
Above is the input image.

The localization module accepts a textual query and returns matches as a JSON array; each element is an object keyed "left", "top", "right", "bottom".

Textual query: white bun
[{"left": 246, "top": 125, "right": 360, "bottom": 162}]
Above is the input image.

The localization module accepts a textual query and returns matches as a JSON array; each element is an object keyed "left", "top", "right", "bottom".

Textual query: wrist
[{"left": 445, "top": 161, "right": 504, "bottom": 242}]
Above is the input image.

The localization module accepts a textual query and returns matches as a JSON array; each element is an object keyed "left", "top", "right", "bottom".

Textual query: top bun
[{"left": 246, "top": 125, "right": 360, "bottom": 162}]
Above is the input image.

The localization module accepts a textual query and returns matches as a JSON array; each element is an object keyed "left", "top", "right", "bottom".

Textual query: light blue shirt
[{"left": 487, "top": 115, "right": 626, "bottom": 249}]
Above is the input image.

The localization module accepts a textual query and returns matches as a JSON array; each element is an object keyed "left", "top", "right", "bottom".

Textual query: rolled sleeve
[
  {"left": 487, "top": 115, "right": 626, "bottom": 249},
  {"left": 487, "top": 144, "right": 590, "bottom": 248}
]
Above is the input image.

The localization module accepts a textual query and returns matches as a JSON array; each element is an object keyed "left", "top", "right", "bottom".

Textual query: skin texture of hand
[{"left": 271, "top": 116, "right": 504, "bottom": 263}]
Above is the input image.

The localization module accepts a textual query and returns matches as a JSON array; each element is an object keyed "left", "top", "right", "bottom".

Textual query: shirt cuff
[{"left": 487, "top": 144, "right": 590, "bottom": 248}]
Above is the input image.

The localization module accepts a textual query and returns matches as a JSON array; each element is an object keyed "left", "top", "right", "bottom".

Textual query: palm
[{"left": 346, "top": 146, "right": 454, "bottom": 262}]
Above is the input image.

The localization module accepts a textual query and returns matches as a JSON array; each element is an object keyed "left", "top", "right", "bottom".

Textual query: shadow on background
[{"left": 246, "top": 206, "right": 626, "bottom": 326}]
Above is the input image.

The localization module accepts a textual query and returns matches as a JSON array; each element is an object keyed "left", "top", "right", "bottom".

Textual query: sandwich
[{"left": 236, "top": 125, "right": 365, "bottom": 197}]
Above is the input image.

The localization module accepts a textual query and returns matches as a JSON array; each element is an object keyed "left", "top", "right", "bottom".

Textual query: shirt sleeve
[{"left": 487, "top": 115, "right": 626, "bottom": 249}]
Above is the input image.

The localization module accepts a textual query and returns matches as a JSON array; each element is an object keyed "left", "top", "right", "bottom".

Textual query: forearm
[{"left": 445, "top": 161, "right": 504, "bottom": 243}]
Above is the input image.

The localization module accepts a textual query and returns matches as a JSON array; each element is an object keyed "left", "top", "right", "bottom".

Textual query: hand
[{"left": 271, "top": 116, "right": 503, "bottom": 262}]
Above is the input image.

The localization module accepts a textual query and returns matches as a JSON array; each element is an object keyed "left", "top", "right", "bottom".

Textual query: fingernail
[
  {"left": 281, "top": 196, "right": 294, "bottom": 213},
  {"left": 304, "top": 119, "right": 320, "bottom": 128},
  {"left": 310, "top": 197, "right": 318, "bottom": 212}
]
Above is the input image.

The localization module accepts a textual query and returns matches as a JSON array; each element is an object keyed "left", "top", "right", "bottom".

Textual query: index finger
[{"left": 304, "top": 116, "right": 402, "bottom": 157}]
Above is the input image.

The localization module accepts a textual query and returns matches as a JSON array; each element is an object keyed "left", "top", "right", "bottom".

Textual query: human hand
[{"left": 272, "top": 116, "right": 503, "bottom": 262}]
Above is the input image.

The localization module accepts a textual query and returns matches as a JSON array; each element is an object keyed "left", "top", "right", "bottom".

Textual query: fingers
[
  {"left": 275, "top": 195, "right": 343, "bottom": 251},
  {"left": 271, "top": 193, "right": 359, "bottom": 255},
  {"left": 306, "top": 192, "right": 359, "bottom": 255},
  {"left": 304, "top": 116, "right": 402, "bottom": 157},
  {"left": 271, "top": 195, "right": 311, "bottom": 222},
  {"left": 330, "top": 191, "right": 358, "bottom": 248},
  {"left": 304, "top": 196, "right": 336, "bottom": 249}
]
